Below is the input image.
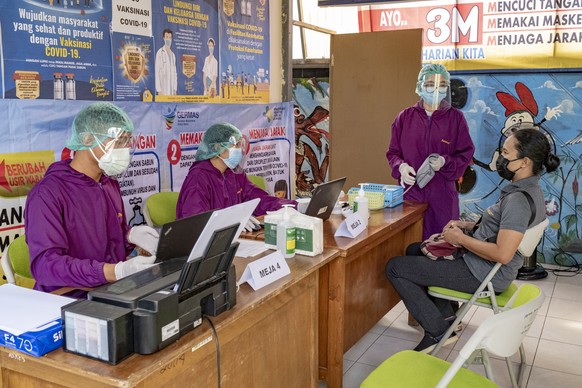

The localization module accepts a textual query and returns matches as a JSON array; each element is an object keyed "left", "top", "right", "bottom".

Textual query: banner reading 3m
[{"left": 359, "top": 0, "right": 582, "bottom": 71}]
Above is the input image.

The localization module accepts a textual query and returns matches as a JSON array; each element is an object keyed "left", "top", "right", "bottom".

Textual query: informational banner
[
  {"left": 219, "top": 0, "right": 271, "bottom": 102},
  {"left": 152, "top": 0, "right": 219, "bottom": 102},
  {"left": 358, "top": 0, "right": 582, "bottom": 71},
  {"left": 0, "top": 1, "right": 271, "bottom": 103},
  {"left": 111, "top": 0, "right": 155, "bottom": 101},
  {"left": 0, "top": 0, "right": 114, "bottom": 100},
  {"left": 0, "top": 100, "right": 294, "bottom": 252}
]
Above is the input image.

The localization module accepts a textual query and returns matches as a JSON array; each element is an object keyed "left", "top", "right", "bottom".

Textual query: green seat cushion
[
  {"left": 428, "top": 282, "right": 518, "bottom": 307},
  {"left": 361, "top": 350, "right": 497, "bottom": 388}
]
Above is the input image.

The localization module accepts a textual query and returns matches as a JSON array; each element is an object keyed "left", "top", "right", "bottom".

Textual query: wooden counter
[
  {"left": 0, "top": 249, "right": 339, "bottom": 388},
  {"left": 319, "top": 201, "right": 426, "bottom": 387}
]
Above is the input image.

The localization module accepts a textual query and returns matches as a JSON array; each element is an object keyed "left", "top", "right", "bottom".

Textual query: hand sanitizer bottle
[
  {"left": 277, "top": 204, "right": 296, "bottom": 259},
  {"left": 353, "top": 184, "right": 369, "bottom": 227}
]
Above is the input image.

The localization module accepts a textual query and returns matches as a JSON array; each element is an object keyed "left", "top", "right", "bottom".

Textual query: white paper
[
  {"left": 188, "top": 198, "right": 260, "bottom": 262},
  {"left": 235, "top": 239, "right": 269, "bottom": 258},
  {"left": 334, "top": 212, "right": 366, "bottom": 238},
  {"left": 0, "top": 284, "right": 74, "bottom": 335}
]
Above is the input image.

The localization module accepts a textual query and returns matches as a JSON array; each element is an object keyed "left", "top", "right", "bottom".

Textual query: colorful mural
[
  {"left": 292, "top": 78, "right": 330, "bottom": 196},
  {"left": 456, "top": 73, "right": 582, "bottom": 266}
]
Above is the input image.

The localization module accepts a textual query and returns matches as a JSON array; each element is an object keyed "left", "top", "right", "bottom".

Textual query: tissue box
[
  {"left": 0, "top": 319, "right": 64, "bottom": 357},
  {"left": 264, "top": 207, "right": 323, "bottom": 256}
]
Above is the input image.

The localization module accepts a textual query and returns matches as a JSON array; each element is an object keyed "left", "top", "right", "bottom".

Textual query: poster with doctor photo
[{"left": 152, "top": 0, "right": 219, "bottom": 103}]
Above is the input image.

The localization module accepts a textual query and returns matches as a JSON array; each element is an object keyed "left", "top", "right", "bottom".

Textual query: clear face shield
[
  {"left": 221, "top": 134, "right": 250, "bottom": 173},
  {"left": 418, "top": 74, "right": 451, "bottom": 108},
  {"left": 90, "top": 127, "right": 138, "bottom": 179}
]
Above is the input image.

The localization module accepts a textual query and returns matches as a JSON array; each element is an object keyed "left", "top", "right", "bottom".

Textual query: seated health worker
[
  {"left": 386, "top": 127, "right": 559, "bottom": 353},
  {"left": 176, "top": 123, "right": 296, "bottom": 221},
  {"left": 25, "top": 102, "right": 159, "bottom": 294}
]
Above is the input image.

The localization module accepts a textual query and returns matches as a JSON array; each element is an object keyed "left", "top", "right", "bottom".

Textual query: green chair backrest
[
  {"left": 9, "top": 235, "right": 32, "bottom": 279},
  {"left": 145, "top": 192, "right": 179, "bottom": 226},
  {"left": 248, "top": 175, "right": 267, "bottom": 190}
]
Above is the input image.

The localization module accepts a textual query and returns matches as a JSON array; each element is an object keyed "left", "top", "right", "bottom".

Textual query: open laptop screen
[
  {"left": 303, "top": 177, "right": 346, "bottom": 221},
  {"left": 154, "top": 210, "right": 213, "bottom": 263}
]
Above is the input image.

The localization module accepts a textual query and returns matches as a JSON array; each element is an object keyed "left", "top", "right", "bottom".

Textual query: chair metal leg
[
  {"left": 517, "top": 344, "right": 526, "bottom": 387},
  {"left": 431, "top": 302, "right": 468, "bottom": 355},
  {"left": 482, "top": 350, "right": 496, "bottom": 384},
  {"left": 505, "top": 355, "right": 519, "bottom": 388}
]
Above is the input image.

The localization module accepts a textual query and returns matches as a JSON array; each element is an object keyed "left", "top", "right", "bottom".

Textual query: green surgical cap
[
  {"left": 66, "top": 102, "right": 134, "bottom": 151},
  {"left": 196, "top": 123, "right": 242, "bottom": 161},
  {"left": 415, "top": 63, "right": 451, "bottom": 94}
]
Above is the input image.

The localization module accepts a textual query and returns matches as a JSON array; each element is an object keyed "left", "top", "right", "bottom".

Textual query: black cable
[
  {"left": 551, "top": 248, "right": 582, "bottom": 277},
  {"left": 204, "top": 315, "right": 221, "bottom": 388}
]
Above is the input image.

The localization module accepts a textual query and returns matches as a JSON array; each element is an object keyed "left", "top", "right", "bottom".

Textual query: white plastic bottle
[
  {"left": 353, "top": 184, "right": 369, "bottom": 227},
  {"left": 276, "top": 204, "right": 296, "bottom": 259}
]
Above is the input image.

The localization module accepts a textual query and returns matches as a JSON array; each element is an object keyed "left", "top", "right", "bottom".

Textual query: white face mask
[{"left": 93, "top": 148, "right": 131, "bottom": 177}]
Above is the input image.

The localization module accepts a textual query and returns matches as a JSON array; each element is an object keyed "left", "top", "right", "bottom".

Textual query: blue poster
[
  {"left": 152, "top": 0, "right": 219, "bottom": 102},
  {"left": 219, "top": 0, "right": 270, "bottom": 102},
  {"left": 0, "top": 0, "right": 113, "bottom": 100},
  {"left": 111, "top": 32, "right": 155, "bottom": 101}
]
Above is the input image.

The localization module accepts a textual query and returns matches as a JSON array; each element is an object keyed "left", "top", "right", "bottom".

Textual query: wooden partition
[{"left": 329, "top": 29, "right": 423, "bottom": 190}]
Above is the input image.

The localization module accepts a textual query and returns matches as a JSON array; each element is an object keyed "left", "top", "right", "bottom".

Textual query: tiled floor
[{"left": 321, "top": 264, "right": 582, "bottom": 387}]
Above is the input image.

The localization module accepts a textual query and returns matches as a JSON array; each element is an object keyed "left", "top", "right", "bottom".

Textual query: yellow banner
[
  {"left": 0, "top": 151, "right": 55, "bottom": 198},
  {"left": 359, "top": 0, "right": 582, "bottom": 71}
]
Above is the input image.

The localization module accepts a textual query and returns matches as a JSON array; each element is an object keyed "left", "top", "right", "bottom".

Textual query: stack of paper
[{"left": 0, "top": 284, "right": 74, "bottom": 356}]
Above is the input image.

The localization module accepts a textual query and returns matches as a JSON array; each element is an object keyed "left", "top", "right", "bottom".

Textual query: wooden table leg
[{"left": 327, "top": 257, "right": 346, "bottom": 388}]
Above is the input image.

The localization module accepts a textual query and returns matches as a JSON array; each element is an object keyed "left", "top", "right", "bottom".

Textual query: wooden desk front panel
[
  {"left": 343, "top": 216, "right": 422, "bottom": 350},
  {"left": 318, "top": 202, "right": 425, "bottom": 386},
  {"left": 0, "top": 250, "right": 339, "bottom": 388}
]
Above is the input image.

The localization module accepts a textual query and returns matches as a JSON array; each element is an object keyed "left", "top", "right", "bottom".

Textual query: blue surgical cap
[
  {"left": 196, "top": 123, "right": 242, "bottom": 161},
  {"left": 415, "top": 63, "right": 451, "bottom": 95},
  {"left": 66, "top": 102, "right": 134, "bottom": 151}
]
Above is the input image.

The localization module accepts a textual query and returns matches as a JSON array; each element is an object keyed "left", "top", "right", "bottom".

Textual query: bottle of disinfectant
[
  {"left": 277, "top": 204, "right": 296, "bottom": 259},
  {"left": 353, "top": 184, "right": 369, "bottom": 227}
]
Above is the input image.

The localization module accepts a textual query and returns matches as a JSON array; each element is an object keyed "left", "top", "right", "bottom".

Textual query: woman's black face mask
[{"left": 496, "top": 155, "right": 522, "bottom": 181}]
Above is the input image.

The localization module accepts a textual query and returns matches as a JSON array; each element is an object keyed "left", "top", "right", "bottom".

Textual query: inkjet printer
[{"left": 61, "top": 199, "right": 260, "bottom": 364}]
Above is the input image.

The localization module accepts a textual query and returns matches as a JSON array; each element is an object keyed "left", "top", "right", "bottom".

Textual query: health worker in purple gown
[
  {"left": 387, "top": 64, "right": 475, "bottom": 240},
  {"left": 25, "top": 102, "right": 160, "bottom": 294},
  {"left": 176, "top": 123, "right": 296, "bottom": 228}
]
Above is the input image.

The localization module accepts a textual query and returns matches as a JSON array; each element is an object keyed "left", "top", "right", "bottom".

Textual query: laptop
[
  {"left": 302, "top": 177, "right": 347, "bottom": 221},
  {"left": 154, "top": 210, "right": 213, "bottom": 263}
]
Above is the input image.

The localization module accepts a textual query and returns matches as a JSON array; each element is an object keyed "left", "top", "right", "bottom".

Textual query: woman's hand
[
  {"left": 442, "top": 224, "right": 465, "bottom": 246},
  {"left": 442, "top": 220, "right": 475, "bottom": 233}
]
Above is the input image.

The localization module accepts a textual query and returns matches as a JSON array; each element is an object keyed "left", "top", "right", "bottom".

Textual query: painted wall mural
[{"left": 292, "top": 78, "right": 330, "bottom": 196}]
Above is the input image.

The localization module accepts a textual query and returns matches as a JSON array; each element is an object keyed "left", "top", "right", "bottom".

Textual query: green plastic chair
[
  {"left": 427, "top": 218, "right": 550, "bottom": 387},
  {"left": 1, "top": 235, "right": 35, "bottom": 289},
  {"left": 361, "top": 284, "right": 544, "bottom": 388},
  {"left": 248, "top": 175, "right": 267, "bottom": 190},
  {"left": 143, "top": 192, "right": 180, "bottom": 227}
]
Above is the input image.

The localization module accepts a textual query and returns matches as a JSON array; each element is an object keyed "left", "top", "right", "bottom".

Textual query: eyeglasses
[{"left": 423, "top": 85, "right": 448, "bottom": 93}]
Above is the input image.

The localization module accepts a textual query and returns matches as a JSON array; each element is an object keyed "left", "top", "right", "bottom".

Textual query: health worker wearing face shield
[
  {"left": 387, "top": 63, "right": 475, "bottom": 240},
  {"left": 25, "top": 102, "right": 160, "bottom": 295},
  {"left": 176, "top": 123, "right": 297, "bottom": 223}
]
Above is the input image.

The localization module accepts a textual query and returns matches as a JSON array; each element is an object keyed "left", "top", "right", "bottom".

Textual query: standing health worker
[{"left": 387, "top": 64, "right": 475, "bottom": 240}]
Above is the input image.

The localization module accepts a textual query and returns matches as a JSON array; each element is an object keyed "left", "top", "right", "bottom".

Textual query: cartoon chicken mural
[{"left": 473, "top": 82, "right": 562, "bottom": 171}]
